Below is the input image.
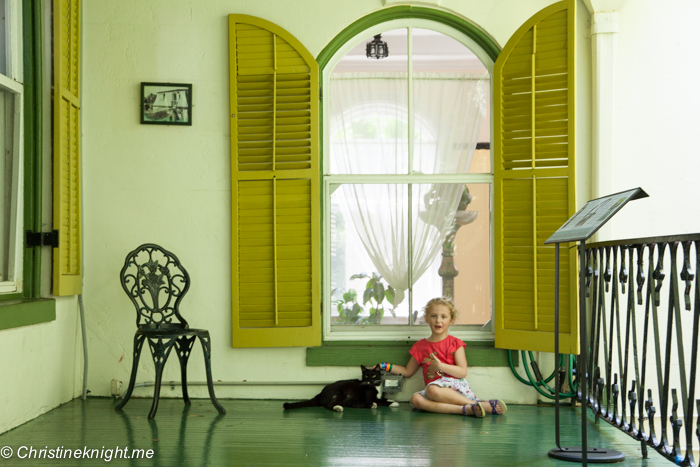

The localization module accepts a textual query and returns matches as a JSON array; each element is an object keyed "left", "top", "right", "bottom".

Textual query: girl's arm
[
  {"left": 428, "top": 347, "right": 468, "bottom": 379},
  {"left": 376, "top": 357, "right": 420, "bottom": 378}
]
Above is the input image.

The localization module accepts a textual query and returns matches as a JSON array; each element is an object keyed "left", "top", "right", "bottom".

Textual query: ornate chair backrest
[{"left": 120, "top": 244, "right": 190, "bottom": 329}]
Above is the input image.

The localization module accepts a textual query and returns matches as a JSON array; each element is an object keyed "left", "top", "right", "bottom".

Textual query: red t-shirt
[{"left": 409, "top": 335, "right": 467, "bottom": 385}]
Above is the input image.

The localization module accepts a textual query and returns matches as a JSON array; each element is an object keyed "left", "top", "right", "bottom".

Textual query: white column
[{"left": 591, "top": 11, "right": 619, "bottom": 241}]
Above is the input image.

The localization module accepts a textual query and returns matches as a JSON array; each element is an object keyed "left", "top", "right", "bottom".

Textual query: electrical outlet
[{"left": 111, "top": 379, "right": 123, "bottom": 397}]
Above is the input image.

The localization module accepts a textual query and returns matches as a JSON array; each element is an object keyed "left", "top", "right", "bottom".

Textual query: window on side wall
[
  {"left": 0, "top": 0, "right": 24, "bottom": 296},
  {"left": 323, "top": 23, "right": 494, "bottom": 342}
]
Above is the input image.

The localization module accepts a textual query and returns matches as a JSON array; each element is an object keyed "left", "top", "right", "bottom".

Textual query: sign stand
[{"left": 544, "top": 188, "right": 648, "bottom": 465}]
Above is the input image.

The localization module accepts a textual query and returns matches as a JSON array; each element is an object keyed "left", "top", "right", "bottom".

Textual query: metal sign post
[{"left": 544, "top": 188, "right": 648, "bottom": 465}]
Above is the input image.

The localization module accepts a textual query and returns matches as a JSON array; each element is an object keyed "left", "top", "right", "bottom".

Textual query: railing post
[
  {"left": 590, "top": 249, "right": 602, "bottom": 404},
  {"left": 682, "top": 241, "right": 699, "bottom": 467},
  {"left": 646, "top": 389, "right": 658, "bottom": 447},
  {"left": 580, "top": 240, "right": 589, "bottom": 465}
]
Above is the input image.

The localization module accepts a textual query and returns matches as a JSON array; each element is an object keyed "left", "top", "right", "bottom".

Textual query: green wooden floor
[{"left": 0, "top": 398, "right": 673, "bottom": 466}]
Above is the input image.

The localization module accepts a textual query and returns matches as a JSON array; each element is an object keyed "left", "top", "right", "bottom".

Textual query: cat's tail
[{"left": 283, "top": 395, "right": 320, "bottom": 410}]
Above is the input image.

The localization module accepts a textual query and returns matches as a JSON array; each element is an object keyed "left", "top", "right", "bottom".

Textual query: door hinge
[{"left": 26, "top": 230, "right": 59, "bottom": 248}]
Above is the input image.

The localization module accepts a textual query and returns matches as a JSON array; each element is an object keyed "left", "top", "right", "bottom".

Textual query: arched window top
[
  {"left": 323, "top": 19, "right": 492, "bottom": 176},
  {"left": 322, "top": 18, "right": 495, "bottom": 77},
  {"left": 316, "top": 7, "right": 500, "bottom": 72}
]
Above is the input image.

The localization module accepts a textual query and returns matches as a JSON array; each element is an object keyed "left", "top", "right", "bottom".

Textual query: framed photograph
[{"left": 141, "top": 82, "right": 192, "bottom": 125}]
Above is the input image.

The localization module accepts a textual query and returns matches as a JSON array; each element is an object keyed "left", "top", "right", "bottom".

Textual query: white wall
[
  {"left": 596, "top": 0, "right": 700, "bottom": 240},
  {"left": 79, "top": 0, "right": 597, "bottom": 406},
  {"left": 0, "top": 298, "right": 83, "bottom": 434}
]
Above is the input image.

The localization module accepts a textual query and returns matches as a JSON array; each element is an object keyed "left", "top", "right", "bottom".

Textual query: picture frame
[{"left": 140, "top": 82, "right": 192, "bottom": 125}]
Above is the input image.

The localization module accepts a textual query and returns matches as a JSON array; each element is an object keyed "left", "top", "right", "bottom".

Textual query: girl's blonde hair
[{"left": 422, "top": 297, "right": 459, "bottom": 321}]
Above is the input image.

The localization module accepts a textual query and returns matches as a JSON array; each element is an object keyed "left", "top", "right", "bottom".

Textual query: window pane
[
  {"left": 329, "top": 29, "right": 408, "bottom": 175},
  {"left": 0, "top": 87, "right": 17, "bottom": 282},
  {"left": 411, "top": 29, "right": 490, "bottom": 174},
  {"left": 470, "top": 147, "right": 491, "bottom": 174},
  {"left": 412, "top": 183, "right": 491, "bottom": 326},
  {"left": 411, "top": 28, "right": 488, "bottom": 74},
  {"left": 411, "top": 182, "right": 463, "bottom": 318},
  {"left": 330, "top": 184, "right": 409, "bottom": 325}
]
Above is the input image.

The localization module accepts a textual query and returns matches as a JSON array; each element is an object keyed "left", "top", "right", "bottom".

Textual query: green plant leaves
[
  {"left": 343, "top": 288, "right": 357, "bottom": 303},
  {"left": 374, "top": 281, "right": 385, "bottom": 303},
  {"left": 363, "top": 288, "right": 373, "bottom": 305},
  {"left": 386, "top": 286, "right": 395, "bottom": 305},
  {"left": 368, "top": 306, "right": 384, "bottom": 324},
  {"left": 333, "top": 288, "right": 363, "bottom": 324},
  {"left": 339, "top": 272, "right": 399, "bottom": 325},
  {"left": 350, "top": 303, "right": 363, "bottom": 320},
  {"left": 350, "top": 273, "right": 369, "bottom": 280}
]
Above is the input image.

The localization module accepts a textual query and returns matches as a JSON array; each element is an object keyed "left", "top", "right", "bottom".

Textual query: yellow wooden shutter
[
  {"left": 53, "top": 0, "right": 82, "bottom": 296},
  {"left": 229, "top": 15, "right": 320, "bottom": 348},
  {"left": 494, "top": 0, "right": 578, "bottom": 354}
]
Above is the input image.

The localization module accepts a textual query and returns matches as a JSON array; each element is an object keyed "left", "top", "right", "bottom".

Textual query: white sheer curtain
[{"left": 330, "top": 72, "right": 486, "bottom": 305}]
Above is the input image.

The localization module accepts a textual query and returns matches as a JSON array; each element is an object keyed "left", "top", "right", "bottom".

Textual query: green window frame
[
  {"left": 0, "top": 0, "right": 56, "bottom": 331},
  {"left": 319, "top": 13, "right": 498, "bottom": 343},
  {"left": 308, "top": 7, "right": 514, "bottom": 367}
]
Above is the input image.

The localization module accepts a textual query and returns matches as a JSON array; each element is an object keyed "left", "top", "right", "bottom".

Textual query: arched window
[
  {"left": 228, "top": 1, "right": 577, "bottom": 350},
  {"left": 322, "top": 20, "right": 495, "bottom": 341}
]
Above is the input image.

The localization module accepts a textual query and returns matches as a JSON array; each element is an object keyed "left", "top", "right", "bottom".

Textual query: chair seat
[{"left": 135, "top": 327, "right": 209, "bottom": 337}]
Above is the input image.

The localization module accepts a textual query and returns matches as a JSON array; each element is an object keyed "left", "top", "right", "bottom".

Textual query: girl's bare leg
[
  {"left": 425, "top": 386, "right": 506, "bottom": 415},
  {"left": 410, "top": 393, "right": 483, "bottom": 415},
  {"left": 424, "top": 385, "right": 475, "bottom": 406}
]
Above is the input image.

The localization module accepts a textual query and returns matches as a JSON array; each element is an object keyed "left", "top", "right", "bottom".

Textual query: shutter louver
[
  {"left": 53, "top": 0, "right": 82, "bottom": 296},
  {"left": 235, "top": 25, "right": 312, "bottom": 173},
  {"left": 230, "top": 15, "right": 320, "bottom": 348},
  {"left": 494, "top": 0, "right": 578, "bottom": 354}
]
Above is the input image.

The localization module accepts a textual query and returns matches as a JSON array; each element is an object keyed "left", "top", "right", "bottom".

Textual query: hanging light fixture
[{"left": 366, "top": 34, "right": 389, "bottom": 59}]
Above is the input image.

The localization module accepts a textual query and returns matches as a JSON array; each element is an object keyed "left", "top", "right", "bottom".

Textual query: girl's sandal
[
  {"left": 484, "top": 399, "right": 507, "bottom": 415},
  {"left": 463, "top": 402, "right": 486, "bottom": 418}
]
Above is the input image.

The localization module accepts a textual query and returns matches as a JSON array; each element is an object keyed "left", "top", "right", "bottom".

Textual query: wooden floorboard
[{"left": 0, "top": 398, "right": 673, "bottom": 466}]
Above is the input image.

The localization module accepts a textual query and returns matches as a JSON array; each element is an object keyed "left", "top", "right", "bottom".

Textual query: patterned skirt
[{"left": 413, "top": 377, "right": 477, "bottom": 404}]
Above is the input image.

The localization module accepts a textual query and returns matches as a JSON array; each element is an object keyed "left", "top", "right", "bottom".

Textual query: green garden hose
[{"left": 508, "top": 350, "right": 577, "bottom": 400}]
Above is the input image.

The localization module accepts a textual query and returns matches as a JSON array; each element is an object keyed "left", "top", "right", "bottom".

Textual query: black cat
[{"left": 283, "top": 365, "right": 399, "bottom": 412}]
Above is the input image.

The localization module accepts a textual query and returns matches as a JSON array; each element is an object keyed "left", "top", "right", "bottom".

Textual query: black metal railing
[{"left": 584, "top": 234, "right": 700, "bottom": 465}]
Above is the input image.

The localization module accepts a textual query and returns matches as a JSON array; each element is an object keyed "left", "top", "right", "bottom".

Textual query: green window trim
[
  {"left": 0, "top": 299, "right": 56, "bottom": 331},
  {"left": 307, "top": 341, "right": 517, "bottom": 367},
  {"left": 22, "top": 0, "right": 44, "bottom": 299},
  {"left": 316, "top": 6, "right": 500, "bottom": 69},
  {"left": 0, "top": 0, "right": 54, "bottom": 330}
]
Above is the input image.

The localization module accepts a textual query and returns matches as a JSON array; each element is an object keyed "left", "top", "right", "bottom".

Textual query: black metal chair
[{"left": 115, "top": 243, "right": 226, "bottom": 419}]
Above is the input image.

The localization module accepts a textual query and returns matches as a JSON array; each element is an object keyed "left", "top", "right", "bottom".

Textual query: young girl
[{"left": 377, "top": 298, "right": 507, "bottom": 417}]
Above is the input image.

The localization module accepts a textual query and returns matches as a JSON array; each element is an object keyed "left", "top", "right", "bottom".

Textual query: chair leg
[
  {"left": 175, "top": 336, "right": 196, "bottom": 405},
  {"left": 199, "top": 333, "right": 226, "bottom": 415},
  {"left": 147, "top": 336, "right": 176, "bottom": 419},
  {"left": 116, "top": 334, "right": 146, "bottom": 411}
]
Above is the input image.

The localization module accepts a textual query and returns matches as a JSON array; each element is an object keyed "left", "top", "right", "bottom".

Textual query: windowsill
[
  {"left": 323, "top": 326, "right": 495, "bottom": 342},
  {"left": 307, "top": 339, "right": 517, "bottom": 367},
  {"left": 0, "top": 298, "right": 56, "bottom": 331}
]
